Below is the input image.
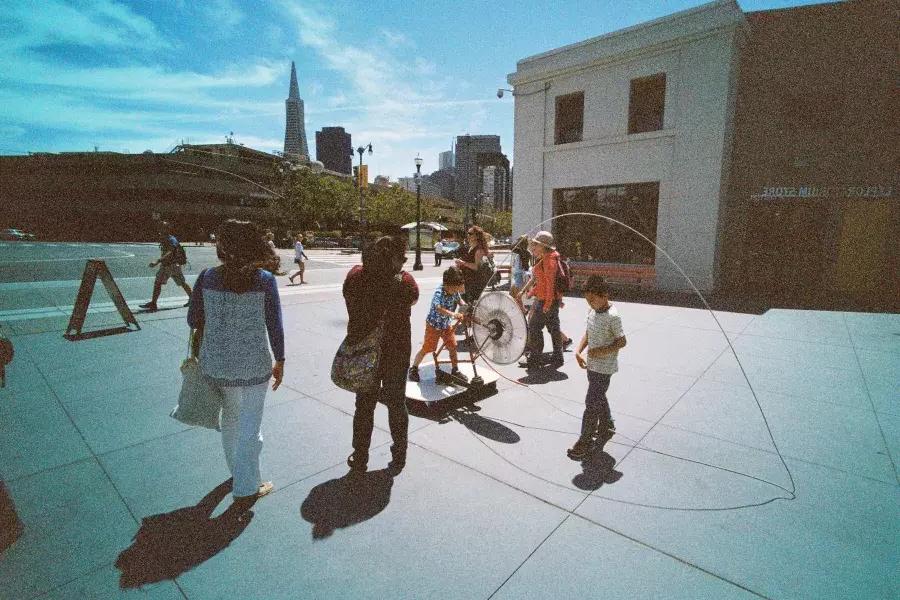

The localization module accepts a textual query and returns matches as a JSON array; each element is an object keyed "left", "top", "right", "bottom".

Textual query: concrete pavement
[{"left": 0, "top": 268, "right": 897, "bottom": 599}]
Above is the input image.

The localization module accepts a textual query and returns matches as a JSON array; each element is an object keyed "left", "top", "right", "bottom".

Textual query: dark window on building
[
  {"left": 555, "top": 92, "right": 584, "bottom": 144},
  {"left": 628, "top": 73, "right": 666, "bottom": 134},
  {"left": 553, "top": 182, "right": 659, "bottom": 265}
]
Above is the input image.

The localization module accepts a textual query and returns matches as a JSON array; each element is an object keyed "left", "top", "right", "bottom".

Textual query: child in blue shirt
[{"left": 409, "top": 267, "right": 468, "bottom": 385}]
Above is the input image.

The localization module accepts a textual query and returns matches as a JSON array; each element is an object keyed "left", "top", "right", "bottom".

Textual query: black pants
[
  {"left": 352, "top": 365, "right": 409, "bottom": 462},
  {"left": 580, "top": 370, "right": 612, "bottom": 441},
  {"left": 527, "top": 300, "right": 563, "bottom": 362},
  {"left": 434, "top": 253, "right": 442, "bottom": 266}
]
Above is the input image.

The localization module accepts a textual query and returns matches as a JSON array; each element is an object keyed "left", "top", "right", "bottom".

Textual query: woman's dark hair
[
  {"left": 512, "top": 234, "right": 530, "bottom": 265},
  {"left": 442, "top": 266, "right": 464, "bottom": 286},
  {"left": 216, "top": 219, "right": 275, "bottom": 293},
  {"left": 362, "top": 236, "right": 405, "bottom": 280},
  {"left": 467, "top": 226, "right": 489, "bottom": 252}
]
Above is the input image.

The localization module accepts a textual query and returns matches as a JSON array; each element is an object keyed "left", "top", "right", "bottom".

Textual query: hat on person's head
[{"left": 531, "top": 231, "right": 554, "bottom": 249}]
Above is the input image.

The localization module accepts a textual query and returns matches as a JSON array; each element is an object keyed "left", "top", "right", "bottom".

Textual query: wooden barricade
[
  {"left": 65, "top": 259, "right": 140, "bottom": 340},
  {"left": 570, "top": 262, "right": 656, "bottom": 290}
]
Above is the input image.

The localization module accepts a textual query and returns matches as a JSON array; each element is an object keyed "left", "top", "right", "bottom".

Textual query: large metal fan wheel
[{"left": 471, "top": 291, "right": 527, "bottom": 365}]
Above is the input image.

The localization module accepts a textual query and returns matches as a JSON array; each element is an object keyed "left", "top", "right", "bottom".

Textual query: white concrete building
[{"left": 508, "top": 0, "right": 746, "bottom": 291}]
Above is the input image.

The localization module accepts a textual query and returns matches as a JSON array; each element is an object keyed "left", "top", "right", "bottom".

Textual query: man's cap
[{"left": 531, "top": 231, "right": 554, "bottom": 248}]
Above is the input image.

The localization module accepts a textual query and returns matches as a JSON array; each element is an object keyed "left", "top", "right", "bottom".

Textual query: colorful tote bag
[{"left": 331, "top": 321, "right": 384, "bottom": 394}]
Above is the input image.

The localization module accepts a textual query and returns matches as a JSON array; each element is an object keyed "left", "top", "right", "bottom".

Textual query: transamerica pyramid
[{"left": 283, "top": 61, "right": 309, "bottom": 158}]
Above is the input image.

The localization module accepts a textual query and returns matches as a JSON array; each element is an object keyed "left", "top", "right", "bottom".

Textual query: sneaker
[
  {"left": 139, "top": 302, "right": 157, "bottom": 311},
  {"left": 566, "top": 439, "right": 591, "bottom": 460},
  {"left": 233, "top": 481, "right": 274, "bottom": 501},
  {"left": 592, "top": 419, "right": 616, "bottom": 442},
  {"left": 518, "top": 356, "right": 542, "bottom": 369},
  {"left": 408, "top": 366, "right": 420, "bottom": 382},
  {"left": 449, "top": 368, "right": 469, "bottom": 385},
  {"left": 548, "top": 354, "right": 564, "bottom": 369},
  {"left": 347, "top": 452, "right": 368, "bottom": 474}
]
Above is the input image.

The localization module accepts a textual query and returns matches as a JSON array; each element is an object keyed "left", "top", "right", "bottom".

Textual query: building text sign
[{"left": 751, "top": 185, "right": 893, "bottom": 199}]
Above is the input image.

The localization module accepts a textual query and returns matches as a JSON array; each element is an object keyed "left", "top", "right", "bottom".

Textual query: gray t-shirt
[{"left": 585, "top": 304, "right": 624, "bottom": 374}]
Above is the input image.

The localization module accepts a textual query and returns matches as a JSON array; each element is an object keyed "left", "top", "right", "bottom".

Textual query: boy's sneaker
[
  {"left": 593, "top": 419, "right": 616, "bottom": 443},
  {"left": 548, "top": 354, "right": 564, "bottom": 369},
  {"left": 408, "top": 366, "right": 420, "bottom": 383},
  {"left": 138, "top": 302, "right": 158, "bottom": 311},
  {"left": 566, "top": 439, "right": 592, "bottom": 461},
  {"left": 449, "top": 368, "right": 469, "bottom": 385}
]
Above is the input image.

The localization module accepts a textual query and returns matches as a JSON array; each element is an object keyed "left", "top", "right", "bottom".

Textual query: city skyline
[{"left": 0, "top": 0, "right": 837, "bottom": 180}]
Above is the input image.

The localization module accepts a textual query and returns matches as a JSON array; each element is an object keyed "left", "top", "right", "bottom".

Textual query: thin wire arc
[{"left": 489, "top": 211, "right": 796, "bottom": 496}]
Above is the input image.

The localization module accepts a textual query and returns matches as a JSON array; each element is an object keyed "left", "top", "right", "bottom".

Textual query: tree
[{"left": 268, "top": 169, "right": 356, "bottom": 232}]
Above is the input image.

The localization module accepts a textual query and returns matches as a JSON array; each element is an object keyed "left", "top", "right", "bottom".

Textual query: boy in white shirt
[{"left": 568, "top": 276, "right": 627, "bottom": 460}]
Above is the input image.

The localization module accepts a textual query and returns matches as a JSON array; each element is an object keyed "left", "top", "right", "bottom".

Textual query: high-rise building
[
  {"left": 283, "top": 61, "right": 309, "bottom": 158},
  {"left": 454, "top": 135, "right": 501, "bottom": 207},
  {"left": 439, "top": 150, "right": 454, "bottom": 171},
  {"left": 315, "top": 127, "right": 352, "bottom": 174}
]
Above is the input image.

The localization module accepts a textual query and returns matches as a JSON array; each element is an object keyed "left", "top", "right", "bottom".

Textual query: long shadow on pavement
[
  {"left": 300, "top": 469, "right": 394, "bottom": 540},
  {"left": 0, "top": 478, "right": 23, "bottom": 554},
  {"left": 115, "top": 478, "right": 253, "bottom": 589},
  {"left": 408, "top": 396, "right": 520, "bottom": 445},
  {"left": 572, "top": 437, "right": 623, "bottom": 491}
]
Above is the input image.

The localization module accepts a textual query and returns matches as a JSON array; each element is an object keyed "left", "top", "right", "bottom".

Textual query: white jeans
[{"left": 220, "top": 382, "right": 268, "bottom": 498}]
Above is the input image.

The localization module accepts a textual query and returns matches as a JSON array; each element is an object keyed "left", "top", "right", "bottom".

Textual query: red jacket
[{"left": 527, "top": 250, "right": 560, "bottom": 312}]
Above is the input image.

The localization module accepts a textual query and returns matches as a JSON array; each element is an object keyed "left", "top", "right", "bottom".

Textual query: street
[{"left": 0, "top": 241, "right": 509, "bottom": 321}]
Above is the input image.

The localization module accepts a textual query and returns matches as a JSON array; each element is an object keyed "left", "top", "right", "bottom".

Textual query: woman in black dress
[{"left": 455, "top": 225, "right": 493, "bottom": 305}]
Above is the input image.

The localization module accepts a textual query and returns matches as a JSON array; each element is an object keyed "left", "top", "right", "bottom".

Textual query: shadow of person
[
  {"left": 115, "top": 478, "right": 253, "bottom": 589},
  {"left": 518, "top": 369, "right": 569, "bottom": 385},
  {"left": 300, "top": 469, "right": 394, "bottom": 540},
  {"left": 453, "top": 408, "right": 521, "bottom": 444},
  {"left": 572, "top": 445, "right": 623, "bottom": 491},
  {"left": 0, "top": 478, "right": 23, "bottom": 554}
]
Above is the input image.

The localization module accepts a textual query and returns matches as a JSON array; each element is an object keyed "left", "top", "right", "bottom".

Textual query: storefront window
[{"left": 552, "top": 182, "right": 659, "bottom": 264}]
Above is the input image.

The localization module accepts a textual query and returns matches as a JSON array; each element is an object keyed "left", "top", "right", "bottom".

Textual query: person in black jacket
[{"left": 343, "top": 237, "right": 419, "bottom": 475}]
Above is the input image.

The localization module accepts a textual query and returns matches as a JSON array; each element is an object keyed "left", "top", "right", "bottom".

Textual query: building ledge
[
  {"left": 509, "top": 0, "right": 744, "bottom": 86},
  {"left": 544, "top": 129, "right": 675, "bottom": 153}
]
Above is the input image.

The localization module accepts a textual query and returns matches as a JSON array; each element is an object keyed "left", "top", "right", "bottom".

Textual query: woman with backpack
[
  {"left": 342, "top": 236, "right": 419, "bottom": 475},
  {"left": 513, "top": 231, "right": 565, "bottom": 370},
  {"left": 187, "top": 219, "right": 285, "bottom": 503}
]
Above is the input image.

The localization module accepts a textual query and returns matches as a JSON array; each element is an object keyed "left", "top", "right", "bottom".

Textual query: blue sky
[{"left": 1, "top": 0, "right": 837, "bottom": 180}]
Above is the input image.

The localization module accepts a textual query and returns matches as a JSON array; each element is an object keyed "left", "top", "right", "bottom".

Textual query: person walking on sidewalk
[
  {"left": 343, "top": 236, "right": 419, "bottom": 475},
  {"left": 141, "top": 223, "right": 193, "bottom": 311},
  {"left": 288, "top": 234, "right": 309, "bottom": 285},
  {"left": 187, "top": 219, "right": 285, "bottom": 502},
  {"left": 433, "top": 237, "right": 444, "bottom": 266},
  {"left": 568, "top": 275, "right": 626, "bottom": 460},
  {"left": 514, "top": 231, "right": 564, "bottom": 370}
]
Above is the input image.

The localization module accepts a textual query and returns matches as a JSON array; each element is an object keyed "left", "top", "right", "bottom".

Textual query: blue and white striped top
[{"left": 187, "top": 267, "right": 285, "bottom": 386}]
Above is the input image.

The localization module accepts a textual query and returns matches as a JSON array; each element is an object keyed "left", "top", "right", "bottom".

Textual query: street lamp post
[
  {"left": 413, "top": 155, "right": 424, "bottom": 271},
  {"left": 356, "top": 142, "right": 373, "bottom": 245}
]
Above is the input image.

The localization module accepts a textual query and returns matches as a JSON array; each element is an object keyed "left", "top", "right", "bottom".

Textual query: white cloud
[
  {"left": 2, "top": 0, "right": 170, "bottom": 52},
  {"left": 380, "top": 29, "right": 412, "bottom": 48},
  {"left": 202, "top": 0, "right": 245, "bottom": 30}
]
